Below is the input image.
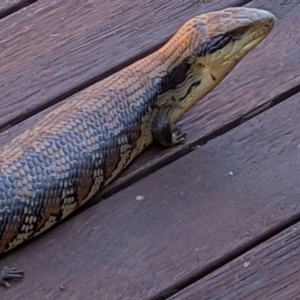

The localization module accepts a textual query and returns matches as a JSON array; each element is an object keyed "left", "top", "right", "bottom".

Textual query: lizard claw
[
  {"left": 0, "top": 267, "right": 24, "bottom": 287},
  {"left": 171, "top": 127, "right": 187, "bottom": 145}
]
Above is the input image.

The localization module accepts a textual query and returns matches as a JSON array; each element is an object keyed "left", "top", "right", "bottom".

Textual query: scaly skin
[{"left": 0, "top": 7, "right": 275, "bottom": 286}]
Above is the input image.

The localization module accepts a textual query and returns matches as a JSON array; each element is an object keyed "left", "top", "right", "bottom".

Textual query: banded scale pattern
[{"left": 0, "top": 63, "right": 166, "bottom": 253}]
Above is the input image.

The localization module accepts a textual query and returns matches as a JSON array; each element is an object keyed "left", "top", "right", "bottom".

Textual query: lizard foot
[{"left": 0, "top": 267, "right": 24, "bottom": 287}]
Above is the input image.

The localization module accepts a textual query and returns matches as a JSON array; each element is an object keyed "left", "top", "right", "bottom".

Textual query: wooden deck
[{"left": 1, "top": 0, "right": 300, "bottom": 299}]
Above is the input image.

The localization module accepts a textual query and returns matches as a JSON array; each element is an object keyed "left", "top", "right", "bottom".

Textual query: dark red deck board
[
  {"left": 169, "top": 223, "right": 300, "bottom": 300},
  {"left": 2, "top": 86, "right": 300, "bottom": 299},
  {"left": 0, "top": 0, "right": 244, "bottom": 130}
]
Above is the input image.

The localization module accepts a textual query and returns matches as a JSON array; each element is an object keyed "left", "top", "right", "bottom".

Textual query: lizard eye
[{"left": 230, "top": 27, "right": 249, "bottom": 41}]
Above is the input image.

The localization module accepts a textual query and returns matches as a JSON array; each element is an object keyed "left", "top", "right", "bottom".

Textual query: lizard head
[
  {"left": 190, "top": 7, "right": 276, "bottom": 75},
  {"left": 153, "top": 7, "right": 276, "bottom": 123}
]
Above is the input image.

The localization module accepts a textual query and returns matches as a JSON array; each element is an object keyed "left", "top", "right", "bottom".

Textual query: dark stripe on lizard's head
[{"left": 196, "top": 27, "right": 248, "bottom": 57}]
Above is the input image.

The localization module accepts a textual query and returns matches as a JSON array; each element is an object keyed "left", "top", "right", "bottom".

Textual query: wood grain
[
  {"left": 0, "top": 0, "right": 245, "bottom": 130},
  {"left": 169, "top": 223, "right": 300, "bottom": 300},
  {"left": 2, "top": 87, "right": 300, "bottom": 299}
]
